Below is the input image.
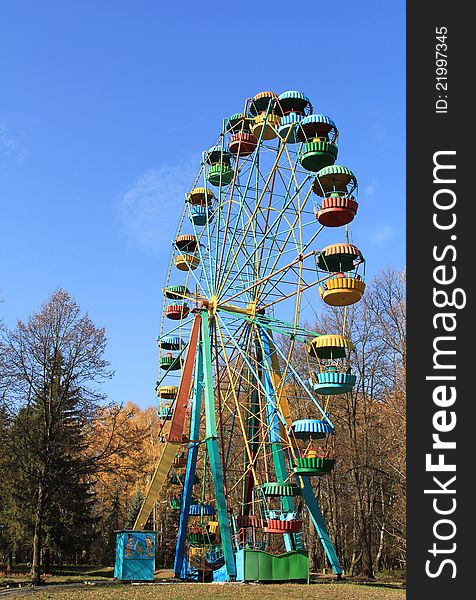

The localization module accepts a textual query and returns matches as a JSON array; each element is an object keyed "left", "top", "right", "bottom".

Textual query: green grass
[
  {"left": 1, "top": 565, "right": 405, "bottom": 599},
  {"left": 30, "top": 582, "right": 405, "bottom": 600}
]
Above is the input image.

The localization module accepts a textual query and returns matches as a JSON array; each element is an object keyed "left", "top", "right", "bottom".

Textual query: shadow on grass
[
  {"left": 0, "top": 564, "right": 115, "bottom": 588},
  {"left": 309, "top": 572, "right": 406, "bottom": 590},
  {"left": 47, "top": 566, "right": 114, "bottom": 578}
]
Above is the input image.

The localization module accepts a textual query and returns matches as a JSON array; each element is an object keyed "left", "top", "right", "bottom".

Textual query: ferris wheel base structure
[
  {"left": 181, "top": 549, "right": 310, "bottom": 583},
  {"left": 129, "top": 307, "right": 343, "bottom": 582}
]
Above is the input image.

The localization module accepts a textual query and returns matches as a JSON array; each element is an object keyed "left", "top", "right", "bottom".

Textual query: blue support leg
[
  {"left": 173, "top": 339, "right": 203, "bottom": 577},
  {"left": 298, "top": 477, "right": 343, "bottom": 575},
  {"left": 259, "top": 327, "right": 295, "bottom": 551}
]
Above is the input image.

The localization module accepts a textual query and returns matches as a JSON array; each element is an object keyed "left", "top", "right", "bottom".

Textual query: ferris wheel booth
[{"left": 114, "top": 530, "right": 156, "bottom": 581}]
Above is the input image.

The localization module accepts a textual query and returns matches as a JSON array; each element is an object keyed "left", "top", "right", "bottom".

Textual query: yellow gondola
[
  {"left": 175, "top": 254, "right": 200, "bottom": 271},
  {"left": 319, "top": 274, "right": 366, "bottom": 306}
]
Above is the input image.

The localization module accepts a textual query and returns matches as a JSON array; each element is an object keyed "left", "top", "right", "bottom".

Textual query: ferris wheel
[{"left": 133, "top": 90, "right": 366, "bottom": 583}]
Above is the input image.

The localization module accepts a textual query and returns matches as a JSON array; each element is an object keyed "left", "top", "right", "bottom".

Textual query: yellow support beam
[
  {"left": 266, "top": 332, "right": 292, "bottom": 427},
  {"left": 133, "top": 441, "right": 180, "bottom": 530}
]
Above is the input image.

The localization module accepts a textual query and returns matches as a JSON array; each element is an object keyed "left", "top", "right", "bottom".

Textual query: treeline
[
  {"left": 0, "top": 269, "right": 405, "bottom": 581},
  {"left": 0, "top": 290, "right": 161, "bottom": 582},
  {"left": 295, "top": 268, "right": 406, "bottom": 577}
]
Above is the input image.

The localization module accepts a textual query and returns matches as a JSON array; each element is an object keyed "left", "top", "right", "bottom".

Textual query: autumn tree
[
  {"left": 85, "top": 402, "right": 160, "bottom": 564},
  {"left": 317, "top": 268, "right": 406, "bottom": 576},
  {"left": 280, "top": 268, "right": 406, "bottom": 577}
]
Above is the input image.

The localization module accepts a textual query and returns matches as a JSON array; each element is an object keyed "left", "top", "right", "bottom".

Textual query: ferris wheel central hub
[
  {"left": 202, "top": 296, "right": 265, "bottom": 318},
  {"left": 209, "top": 295, "right": 218, "bottom": 315},
  {"left": 219, "top": 300, "right": 264, "bottom": 317}
]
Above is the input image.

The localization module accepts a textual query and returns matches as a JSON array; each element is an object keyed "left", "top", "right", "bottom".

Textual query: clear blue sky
[{"left": 0, "top": 1, "right": 405, "bottom": 408}]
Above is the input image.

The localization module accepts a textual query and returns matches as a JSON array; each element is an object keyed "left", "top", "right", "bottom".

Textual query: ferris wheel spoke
[
  {"left": 215, "top": 318, "right": 292, "bottom": 458},
  {"left": 255, "top": 162, "right": 303, "bottom": 273},
  {"left": 193, "top": 162, "right": 226, "bottom": 292},
  {"left": 215, "top": 181, "right": 270, "bottom": 294},
  {"left": 218, "top": 202, "right": 286, "bottom": 297},
  {"left": 215, "top": 119, "right": 271, "bottom": 289},
  {"left": 216, "top": 178, "right": 313, "bottom": 301},
  {"left": 218, "top": 248, "right": 318, "bottom": 311},
  {"left": 259, "top": 327, "right": 332, "bottom": 426},
  {"left": 253, "top": 192, "right": 314, "bottom": 301},
  {"left": 256, "top": 261, "right": 329, "bottom": 310},
  {"left": 256, "top": 219, "right": 326, "bottom": 308},
  {"left": 215, "top": 139, "right": 295, "bottom": 298}
]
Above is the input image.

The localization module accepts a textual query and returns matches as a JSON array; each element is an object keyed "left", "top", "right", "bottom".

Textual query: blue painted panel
[
  {"left": 315, "top": 371, "right": 356, "bottom": 394},
  {"left": 190, "top": 205, "right": 214, "bottom": 226},
  {"left": 114, "top": 531, "right": 156, "bottom": 581},
  {"left": 213, "top": 562, "right": 230, "bottom": 582},
  {"left": 278, "top": 113, "right": 303, "bottom": 143},
  {"left": 235, "top": 549, "right": 245, "bottom": 581}
]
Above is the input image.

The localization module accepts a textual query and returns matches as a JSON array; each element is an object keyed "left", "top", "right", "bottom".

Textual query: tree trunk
[
  {"left": 31, "top": 480, "right": 45, "bottom": 585},
  {"left": 44, "top": 548, "right": 51, "bottom": 574},
  {"left": 374, "top": 486, "right": 386, "bottom": 572},
  {"left": 6, "top": 551, "right": 13, "bottom": 574},
  {"left": 360, "top": 514, "right": 375, "bottom": 578},
  {"left": 349, "top": 503, "right": 359, "bottom": 575}
]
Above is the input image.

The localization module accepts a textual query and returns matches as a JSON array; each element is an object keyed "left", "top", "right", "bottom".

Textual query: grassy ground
[
  {"left": 25, "top": 582, "right": 405, "bottom": 600},
  {"left": 0, "top": 566, "right": 406, "bottom": 599}
]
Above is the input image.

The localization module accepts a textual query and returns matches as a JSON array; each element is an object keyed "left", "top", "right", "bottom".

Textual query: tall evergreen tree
[{"left": 0, "top": 289, "right": 112, "bottom": 584}]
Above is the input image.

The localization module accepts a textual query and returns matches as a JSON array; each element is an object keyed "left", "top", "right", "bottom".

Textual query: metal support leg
[
  {"left": 174, "top": 337, "right": 204, "bottom": 577},
  {"left": 201, "top": 311, "right": 237, "bottom": 580},
  {"left": 260, "top": 328, "right": 295, "bottom": 551},
  {"left": 298, "top": 477, "right": 343, "bottom": 575}
]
